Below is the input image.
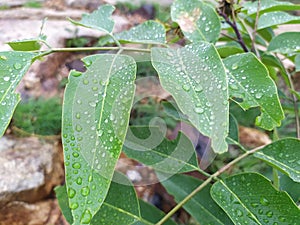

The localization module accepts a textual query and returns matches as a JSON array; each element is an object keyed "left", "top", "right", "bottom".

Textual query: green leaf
[
  {"left": 159, "top": 173, "right": 233, "bottom": 225},
  {"left": 115, "top": 21, "right": 166, "bottom": 44},
  {"left": 295, "top": 54, "right": 300, "bottom": 72},
  {"left": 0, "top": 51, "right": 36, "bottom": 137},
  {"left": 224, "top": 53, "right": 284, "bottom": 130},
  {"left": 7, "top": 38, "right": 42, "bottom": 51},
  {"left": 123, "top": 126, "right": 199, "bottom": 173},
  {"left": 217, "top": 45, "right": 244, "bottom": 58},
  {"left": 258, "top": 11, "right": 300, "bottom": 30},
  {"left": 62, "top": 54, "right": 136, "bottom": 224},
  {"left": 69, "top": 4, "right": 115, "bottom": 33},
  {"left": 228, "top": 114, "right": 239, "bottom": 143},
  {"left": 55, "top": 185, "right": 74, "bottom": 224},
  {"left": 151, "top": 42, "right": 229, "bottom": 153},
  {"left": 244, "top": 0, "right": 300, "bottom": 15},
  {"left": 268, "top": 32, "right": 300, "bottom": 54},
  {"left": 279, "top": 173, "right": 300, "bottom": 203},
  {"left": 171, "top": 0, "right": 221, "bottom": 43},
  {"left": 254, "top": 138, "right": 300, "bottom": 182},
  {"left": 211, "top": 173, "right": 300, "bottom": 225},
  {"left": 91, "top": 172, "right": 140, "bottom": 225}
]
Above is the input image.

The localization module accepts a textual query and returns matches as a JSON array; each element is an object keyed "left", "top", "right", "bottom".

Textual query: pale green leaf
[
  {"left": 171, "top": 0, "right": 221, "bottom": 43},
  {"left": 254, "top": 138, "right": 300, "bottom": 182},
  {"left": 295, "top": 54, "right": 300, "bottom": 72},
  {"left": 258, "top": 11, "right": 300, "bottom": 30},
  {"left": 123, "top": 126, "right": 199, "bottom": 173},
  {"left": 211, "top": 173, "right": 300, "bottom": 225},
  {"left": 115, "top": 20, "right": 166, "bottom": 44},
  {"left": 268, "top": 32, "right": 300, "bottom": 54},
  {"left": 0, "top": 51, "right": 36, "bottom": 137},
  {"left": 159, "top": 173, "right": 233, "bottom": 225},
  {"left": 152, "top": 42, "right": 229, "bottom": 153},
  {"left": 244, "top": 0, "right": 300, "bottom": 15},
  {"left": 7, "top": 38, "right": 42, "bottom": 51},
  {"left": 62, "top": 54, "right": 136, "bottom": 225},
  {"left": 69, "top": 4, "right": 115, "bottom": 33},
  {"left": 224, "top": 53, "right": 284, "bottom": 130}
]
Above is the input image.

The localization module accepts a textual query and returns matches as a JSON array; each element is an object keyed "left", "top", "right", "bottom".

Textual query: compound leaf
[
  {"left": 159, "top": 173, "right": 233, "bottom": 225},
  {"left": 69, "top": 4, "right": 115, "bottom": 33},
  {"left": 62, "top": 54, "right": 136, "bottom": 224},
  {"left": 254, "top": 138, "right": 300, "bottom": 182},
  {"left": 171, "top": 0, "right": 221, "bottom": 43},
  {"left": 268, "top": 32, "right": 300, "bottom": 54},
  {"left": 123, "top": 126, "right": 199, "bottom": 173},
  {"left": 0, "top": 51, "right": 37, "bottom": 137},
  {"left": 258, "top": 11, "right": 300, "bottom": 30},
  {"left": 152, "top": 42, "right": 229, "bottom": 153},
  {"left": 224, "top": 53, "right": 284, "bottom": 130},
  {"left": 211, "top": 173, "right": 300, "bottom": 225}
]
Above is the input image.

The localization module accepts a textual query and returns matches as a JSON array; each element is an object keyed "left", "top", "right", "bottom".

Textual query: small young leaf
[
  {"left": 152, "top": 42, "right": 229, "bottom": 153},
  {"left": 224, "top": 52, "right": 284, "bottom": 130},
  {"left": 211, "top": 173, "right": 300, "bottom": 225},
  {"left": 258, "top": 11, "right": 300, "bottom": 30},
  {"left": 171, "top": 0, "right": 221, "bottom": 43},
  {"left": 268, "top": 32, "right": 300, "bottom": 54},
  {"left": 244, "top": 0, "right": 300, "bottom": 15},
  {"left": 254, "top": 138, "right": 300, "bottom": 182},
  {"left": 0, "top": 51, "right": 37, "bottom": 137},
  {"left": 69, "top": 4, "right": 115, "bottom": 33},
  {"left": 62, "top": 54, "right": 136, "bottom": 224},
  {"left": 123, "top": 126, "right": 199, "bottom": 173},
  {"left": 159, "top": 173, "right": 233, "bottom": 225},
  {"left": 115, "top": 20, "right": 166, "bottom": 45},
  {"left": 7, "top": 38, "right": 42, "bottom": 51}
]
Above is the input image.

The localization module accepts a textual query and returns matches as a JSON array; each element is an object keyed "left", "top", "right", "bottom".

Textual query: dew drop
[
  {"left": 3, "top": 76, "right": 10, "bottom": 81},
  {"left": 81, "top": 209, "right": 92, "bottom": 224},
  {"left": 81, "top": 186, "right": 90, "bottom": 196},
  {"left": 71, "top": 71, "right": 82, "bottom": 77},
  {"left": 83, "top": 79, "right": 89, "bottom": 85},
  {"left": 76, "top": 177, "right": 83, "bottom": 185},
  {"left": 279, "top": 216, "right": 286, "bottom": 222},
  {"left": 255, "top": 93, "right": 263, "bottom": 99},
  {"left": 195, "top": 84, "right": 203, "bottom": 92},
  {"left": 260, "top": 197, "right": 269, "bottom": 206},
  {"left": 75, "top": 125, "right": 82, "bottom": 132},
  {"left": 236, "top": 209, "right": 243, "bottom": 217},
  {"left": 89, "top": 101, "right": 96, "bottom": 107},
  {"left": 232, "top": 63, "right": 238, "bottom": 70},
  {"left": 182, "top": 84, "right": 190, "bottom": 91},
  {"left": 266, "top": 211, "right": 273, "bottom": 218},
  {"left": 230, "top": 84, "right": 238, "bottom": 90},
  {"left": 72, "top": 152, "right": 79, "bottom": 158},
  {"left": 13, "top": 62, "right": 22, "bottom": 70},
  {"left": 0, "top": 55, "right": 7, "bottom": 60},
  {"left": 194, "top": 107, "right": 204, "bottom": 114},
  {"left": 70, "top": 202, "right": 79, "bottom": 210},
  {"left": 72, "top": 162, "right": 81, "bottom": 169},
  {"left": 75, "top": 113, "right": 80, "bottom": 119},
  {"left": 68, "top": 188, "right": 76, "bottom": 198}
]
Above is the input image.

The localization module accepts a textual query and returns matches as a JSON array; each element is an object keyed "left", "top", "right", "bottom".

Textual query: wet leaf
[
  {"left": 295, "top": 54, "right": 300, "bottom": 72},
  {"left": 254, "top": 138, "right": 300, "bottom": 182},
  {"left": 159, "top": 173, "right": 233, "bottom": 225},
  {"left": 268, "top": 32, "right": 300, "bottom": 54},
  {"left": 0, "top": 51, "right": 37, "bottom": 137},
  {"left": 217, "top": 45, "right": 244, "bottom": 58},
  {"left": 69, "top": 4, "right": 115, "bottom": 33},
  {"left": 123, "top": 126, "right": 199, "bottom": 173},
  {"left": 152, "top": 42, "right": 229, "bottom": 153},
  {"left": 244, "top": 0, "right": 300, "bottom": 15},
  {"left": 224, "top": 53, "right": 284, "bottom": 130},
  {"left": 7, "top": 38, "right": 42, "bottom": 51},
  {"left": 211, "top": 173, "right": 300, "bottom": 225},
  {"left": 115, "top": 20, "right": 166, "bottom": 44},
  {"left": 171, "top": 0, "right": 221, "bottom": 43},
  {"left": 62, "top": 54, "right": 136, "bottom": 224},
  {"left": 258, "top": 11, "right": 300, "bottom": 30},
  {"left": 55, "top": 186, "right": 74, "bottom": 224}
]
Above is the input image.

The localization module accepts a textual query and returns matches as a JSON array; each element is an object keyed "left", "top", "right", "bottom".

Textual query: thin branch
[
  {"left": 251, "top": 0, "right": 261, "bottom": 57},
  {"left": 155, "top": 145, "right": 265, "bottom": 225},
  {"left": 218, "top": 10, "right": 248, "bottom": 52}
]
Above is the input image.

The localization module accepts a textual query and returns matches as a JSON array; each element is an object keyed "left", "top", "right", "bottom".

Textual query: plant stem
[
  {"left": 155, "top": 145, "right": 264, "bottom": 225},
  {"left": 218, "top": 10, "right": 248, "bottom": 52}
]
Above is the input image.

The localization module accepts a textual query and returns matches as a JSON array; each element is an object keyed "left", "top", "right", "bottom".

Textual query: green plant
[{"left": 1, "top": 0, "right": 300, "bottom": 224}]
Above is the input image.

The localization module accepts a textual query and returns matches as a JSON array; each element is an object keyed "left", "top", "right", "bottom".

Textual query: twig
[
  {"left": 155, "top": 145, "right": 265, "bottom": 225},
  {"left": 218, "top": 10, "right": 248, "bottom": 52}
]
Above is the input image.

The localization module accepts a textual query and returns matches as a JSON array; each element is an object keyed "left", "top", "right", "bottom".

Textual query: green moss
[{"left": 12, "top": 97, "right": 62, "bottom": 136}]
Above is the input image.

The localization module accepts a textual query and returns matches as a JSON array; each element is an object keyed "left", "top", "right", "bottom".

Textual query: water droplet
[
  {"left": 3, "top": 76, "right": 10, "bottom": 81},
  {"left": 81, "top": 209, "right": 92, "bottom": 224},
  {"left": 89, "top": 101, "right": 96, "bottom": 107},
  {"left": 75, "top": 124, "right": 82, "bottom": 132},
  {"left": 260, "top": 197, "right": 269, "bottom": 206},
  {"left": 75, "top": 113, "right": 80, "bottom": 119},
  {"left": 195, "top": 84, "right": 203, "bottom": 92},
  {"left": 255, "top": 93, "right": 263, "bottom": 99},
  {"left": 194, "top": 107, "right": 204, "bottom": 114},
  {"left": 230, "top": 84, "right": 238, "bottom": 90},
  {"left": 251, "top": 203, "right": 259, "bottom": 208},
  {"left": 72, "top": 152, "right": 79, "bottom": 158},
  {"left": 279, "top": 216, "right": 286, "bottom": 222},
  {"left": 83, "top": 79, "right": 89, "bottom": 85},
  {"left": 81, "top": 186, "right": 90, "bottom": 196},
  {"left": 266, "top": 211, "right": 273, "bottom": 218},
  {"left": 72, "top": 162, "right": 81, "bottom": 169},
  {"left": 70, "top": 202, "right": 79, "bottom": 210},
  {"left": 71, "top": 71, "right": 82, "bottom": 77},
  {"left": 0, "top": 55, "right": 7, "bottom": 60},
  {"left": 76, "top": 177, "right": 83, "bottom": 185},
  {"left": 232, "top": 63, "right": 238, "bottom": 70},
  {"left": 13, "top": 62, "right": 22, "bottom": 70},
  {"left": 236, "top": 209, "right": 243, "bottom": 217},
  {"left": 68, "top": 188, "right": 76, "bottom": 198},
  {"left": 88, "top": 175, "right": 93, "bottom": 182},
  {"left": 182, "top": 84, "right": 190, "bottom": 91}
]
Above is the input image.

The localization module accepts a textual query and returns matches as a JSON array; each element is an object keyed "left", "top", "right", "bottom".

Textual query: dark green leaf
[
  {"left": 7, "top": 38, "right": 42, "bottom": 51},
  {"left": 217, "top": 45, "right": 244, "bottom": 58},
  {"left": 171, "top": 0, "right": 221, "bottom": 43},
  {"left": 55, "top": 185, "right": 74, "bottom": 224},
  {"left": 123, "top": 126, "right": 199, "bottom": 173},
  {"left": 159, "top": 173, "right": 233, "bottom": 225},
  {"left": 254, "top": 138, "right": 300, "bottom": 182},
  {"left": 258, "top": 11, "right": 300, "bottom": 30},
  {"left": 228, "top": 114, "right": 239, "bottom": 143},
  {"left": 224, "top": 53, "right": 284, "bottom": 130},
  {"left": 211, "top": 173, "right": 300, "bottom": 225},
  {"left": 152, "top": 42, "right": 229, "bottom": 153},
  {"left": 69, "top": 4, "right": 115, "bottom": 33},
  {"left": 115, "top": 20, "right": 166, "bottom": 44},
  {"left": 0, "top": 51, "right": 37, "bottom": 137},
  {"left": 268, "top": 32, "right": 300, "bottom": 54},
  {"left": 279, "top": 173, "right": 300, "bottom": 203},
  {"left": 62, "top": 54, "right": 136, "bottom": 224}
]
